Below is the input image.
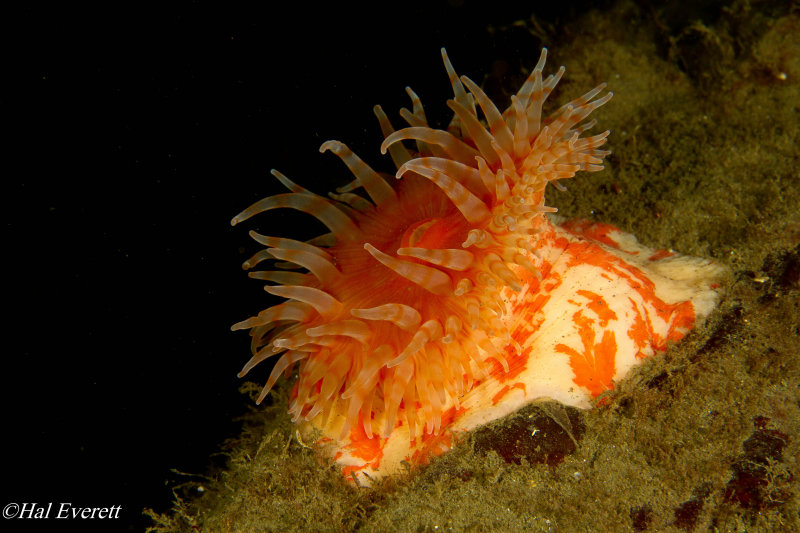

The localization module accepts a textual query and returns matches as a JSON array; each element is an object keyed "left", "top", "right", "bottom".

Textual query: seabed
[{"left": 148, "top": 1, "right": 800, "bottom": 531}]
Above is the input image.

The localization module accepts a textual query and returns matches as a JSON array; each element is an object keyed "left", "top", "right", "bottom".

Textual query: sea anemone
[
  {"left": 232, "top": 47, "right": 610, "bottom": 439},
  {"left": 231, "top": 48, "right": 724, "bottom": 482}
]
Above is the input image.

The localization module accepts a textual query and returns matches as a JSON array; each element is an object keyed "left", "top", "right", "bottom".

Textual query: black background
[{"left": 6, "top": 2, "right": 594, "bottom": 530}]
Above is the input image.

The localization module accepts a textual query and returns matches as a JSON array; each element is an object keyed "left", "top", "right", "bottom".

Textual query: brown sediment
[{"left": 147, "top": 1, "right": 800, "bottom": 531}]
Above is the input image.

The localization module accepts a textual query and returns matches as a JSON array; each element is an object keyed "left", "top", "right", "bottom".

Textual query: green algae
[{"left": 147, "top": 1, "right": 800, "bottom": 531}]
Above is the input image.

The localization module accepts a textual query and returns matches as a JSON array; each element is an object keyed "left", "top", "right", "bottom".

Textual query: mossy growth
[{"left": 148, "top": 1, "right": 800, "bottom": 531}]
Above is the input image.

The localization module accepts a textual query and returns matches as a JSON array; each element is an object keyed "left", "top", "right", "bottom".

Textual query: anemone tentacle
[{"left": 232, "top": 46, "right": 612, "bottom": 443}]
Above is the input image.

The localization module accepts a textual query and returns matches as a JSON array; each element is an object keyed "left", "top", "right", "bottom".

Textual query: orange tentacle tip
[{"left": 230, "top": 48, "right": 728, "bottom": 485}]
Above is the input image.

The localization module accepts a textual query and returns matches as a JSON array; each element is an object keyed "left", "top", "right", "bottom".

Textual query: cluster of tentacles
[{"left": 231, "top": 48, "right": 612, "bottom": 441}]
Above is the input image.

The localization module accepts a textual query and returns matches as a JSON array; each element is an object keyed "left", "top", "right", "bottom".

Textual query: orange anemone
[{"left": 231, "top": 47, "right": 612, "bottom": 442}]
